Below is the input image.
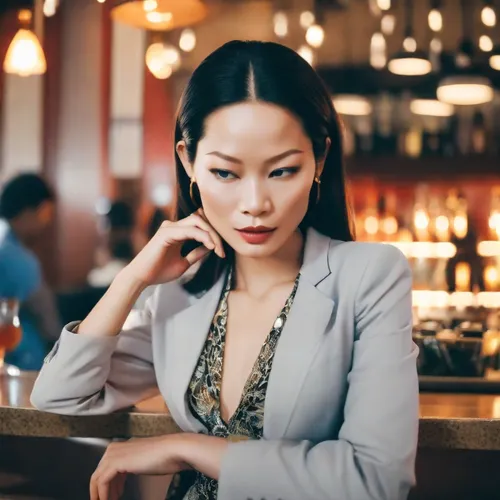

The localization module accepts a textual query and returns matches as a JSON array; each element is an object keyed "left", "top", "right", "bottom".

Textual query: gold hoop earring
[
  {"left": 314, "top": 176, "right": 321, "bottom": 205},
  {"left": 189, "top": 177, "right": 199, "bottom": 207}
]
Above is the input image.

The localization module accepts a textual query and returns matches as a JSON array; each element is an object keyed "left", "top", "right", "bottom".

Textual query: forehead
[{"left": 199, "top": 102, "right": 310, "bottom": 155}]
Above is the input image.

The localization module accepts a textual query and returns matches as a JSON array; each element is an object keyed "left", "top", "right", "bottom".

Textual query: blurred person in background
[
  {"left": 0, "top": 173, "right": 61, "bottom": 370},
  {"left": 87, "top": 201, "right": 136, "bottom": 288}
]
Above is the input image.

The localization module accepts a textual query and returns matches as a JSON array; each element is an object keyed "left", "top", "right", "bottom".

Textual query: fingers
[
  {"left": 179, "top": 212, "right": 225, "bottom": 258},
  {"left": 185, "top": 245, "right": 211, "bottom": 266},
  {"left": 160, "top": 225, "right": 216, "bottom": 253}
]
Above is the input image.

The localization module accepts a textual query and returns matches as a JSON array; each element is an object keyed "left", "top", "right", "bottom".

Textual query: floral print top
[{"left": 178, "top": 268, "right": 300, "bottom": 500}]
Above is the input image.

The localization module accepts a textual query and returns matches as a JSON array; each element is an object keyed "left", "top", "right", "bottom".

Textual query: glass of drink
[{"left": 0, "top": 298, "right": 23, "bottom": 376}]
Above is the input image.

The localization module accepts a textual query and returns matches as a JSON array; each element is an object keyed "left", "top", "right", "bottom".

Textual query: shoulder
[
  {"left": 329, "top": 240, "right": 410, "bottom": 277},
  {"left": 0, "top": 239, "right": 41, "bottom": 278}
]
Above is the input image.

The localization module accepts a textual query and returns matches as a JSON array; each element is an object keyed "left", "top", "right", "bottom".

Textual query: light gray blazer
[{"left": 31, "top": 228, "right": 419, "bottom": 500}]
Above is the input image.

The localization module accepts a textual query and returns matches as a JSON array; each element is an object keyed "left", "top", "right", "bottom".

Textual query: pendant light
[
  {"left": 437, "top": 0, "right": 494, "bottom": 105},
  {"left": 3, "top": 9, "right": 47, "bottom": 77},
  {"left": 111, "top": 0, "right": 208, "bottom": 31},
  {"left": 388, "top": 0, "right": 431, "bottom": 76},
  {"left": 490, "top": 46, "right": 500, "bottom": 70}
]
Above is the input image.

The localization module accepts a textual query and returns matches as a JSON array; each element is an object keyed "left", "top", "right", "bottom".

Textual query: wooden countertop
[{"left": 2, "top": 373, "right": 500, "bottom": 450}]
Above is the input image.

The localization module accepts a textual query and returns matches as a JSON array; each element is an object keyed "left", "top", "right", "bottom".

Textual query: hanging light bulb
[
  {"left": 490, "top": 47, "right": 500, "bottom": 70},
  {"left": 481, "top": 5, "right": 496, "bottom": 27},
  {"left": 306, "top": 24, "right": 325, "bottom": 48},
  {"left": 370, "top": 32, "right": 387, "bottom": 69},
  {"left": 145, "top": 42, "right": 180, "bottom": 79},
  {"left": 143, "top": 0, "right": 158, "bottom": 12},
  {"left": 179, "top": 28, "right": 196, "bottom": 52},
  {"left": 403, "top": 36, "right": 417, "bottom": 52},
  {"left": 299, "top": 11, "right": 315, "bottom": 29},
  {"left": 388, "top": 48, "right": 432, "bottom": 75},
  {"left": 479, "top": 35, "right": 493, "bottom": 52},
  {"left": 273, "top": 11, "right": 288, "bottom": 38},
  {"left": 97, "top": 0, "right": 106, "bottom": 3},
  {"left": 428, "top": 9, "right": 443, "bottom": 31},
  {"left": 381, "top": 14, "right": 396, "bottom": 35},
  {"left": 43, "top": 0, "right": 59, "bottom": 17},
  {"left": 297, "top": 45, "right": 314, "bottom": 66},
  {"left": 377, "top": 0, "right": 391, "bottom": 10},
  {"left": 3, "top": 10, "right": 47, "bottom": 77}
]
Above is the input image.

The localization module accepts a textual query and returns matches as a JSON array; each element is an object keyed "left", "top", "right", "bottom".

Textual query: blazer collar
[{"left": 164, "top": 227, "right": 335, "bottom": 434}]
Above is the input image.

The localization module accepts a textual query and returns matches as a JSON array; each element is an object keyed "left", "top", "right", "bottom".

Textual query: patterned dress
[{"left": 167, "top": 268, "right": 299, "bottom": 500}]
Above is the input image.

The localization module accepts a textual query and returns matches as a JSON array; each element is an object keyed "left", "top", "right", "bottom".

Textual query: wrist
[{"left": 114, "top": 267, "right": 148, "bottom": 297}]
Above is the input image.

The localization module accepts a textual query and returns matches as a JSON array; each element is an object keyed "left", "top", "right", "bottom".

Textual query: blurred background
[{"left": 0, "top": 0, "right": 500, "bottom": 379}]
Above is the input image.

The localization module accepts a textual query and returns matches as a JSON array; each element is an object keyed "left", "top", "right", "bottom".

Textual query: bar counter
[{"left": 1, "top": 372, "right": 500, "bottom": 450}]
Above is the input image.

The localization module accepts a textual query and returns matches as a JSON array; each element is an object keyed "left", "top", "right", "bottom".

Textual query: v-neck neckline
[{"left": 215, "top": 268, "right": 300, "bottom": 427}]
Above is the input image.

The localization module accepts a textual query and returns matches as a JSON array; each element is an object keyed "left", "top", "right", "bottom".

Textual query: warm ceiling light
[
  {"left": 179, "top": 28, "right": 196, "bottom": 52},
  {"left": 297, "top": 45, "right": 314, "bottom": 66},
  {"left": 388, "top": 51, "right": 432, "bottom": 76},
  {"left": 403, "top": 36, "right": 417, "bottom": 52},
  {"left": 111, "top": 0, "right": 207, "bottom": 31},
  {"left": 143, "top": 0, "right": 157, "bottom": 11},
  {"left": 410, "top": 99, "right": 454, "bottom": 117},
  {"left": 273, "top": 11, "right": 288, "bottom": 38},
  {"left": 43, "top": 0, "right": 58, "bottom": 17},
  {"left": 381, "top": 14, "right": 395, "bottom": 35},
  {"left": 481, "top": 5, "right": 496, "bottom": 27},
  {"left": 479, "top": 35, "right": 493, "bottom": 52},
  {"left": 370, "top": 32, "right": 386, "bottom": 69},
  {"left": 145, "top": 42, "right": 180, "bottom": 79},
  {"left": 490, "top": 53, "right": 500, "bottom": 70},
  {"left": 3, "top": 10, "right": 47, "bottom": 77},
  {"left": 299, "top": 11, "right": 315, "bottom": 29},
  {"left": 430, "top": 37, "right": 442, "bottom": 53},
  {"left": 437, "top": 76, "right": 494, "bottom": 105},
  {"left": 428, "top": 9, "right": 442, "bottom": 32},
  {"left": 306, "top": 24, "right": 325, "bottom": 48},
  {"left": 333, "top": 95, "right": 373, "bottom": 116},
  {"left": 377, "top": 0, "right": 391, "bottom": 10}
]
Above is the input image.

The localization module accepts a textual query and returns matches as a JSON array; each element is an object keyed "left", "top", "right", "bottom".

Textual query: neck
[
  {"left": 8, "top": 219, "right": 30, "bottom": 246},
  {"left": 233, "top": 230, "right": 304, "bottom": 296}
]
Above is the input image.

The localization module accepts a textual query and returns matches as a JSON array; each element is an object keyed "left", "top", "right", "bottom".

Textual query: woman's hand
[
  {"left": 122, "top": 210, "right": 225, "bottom": 287},
  {"left": 89, "top": 435, "right": 189, "bottom": 500}
]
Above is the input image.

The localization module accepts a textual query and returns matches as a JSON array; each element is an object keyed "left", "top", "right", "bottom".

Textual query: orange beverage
[
  {"left": 0, "top": 323, "right": 22, "bottom": 351},
  {"left": 0, "top": 299, "right": 22, "bottom": 369}
]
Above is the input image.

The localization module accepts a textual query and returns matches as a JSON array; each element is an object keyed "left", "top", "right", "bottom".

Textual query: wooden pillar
[
  {"left": 142, "top": 57, "right": 177, "bottom": 220},
  {"left": 49, "top": 0, "right": 112, "bottom": 288}
]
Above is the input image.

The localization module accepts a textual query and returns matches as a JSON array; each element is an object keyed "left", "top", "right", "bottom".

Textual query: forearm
[
  {"left": 78, "top": 269, "right": 146, "bottom": 337},
  {"left": 176, "top": 433, "right": 229, "bottom": 481}
]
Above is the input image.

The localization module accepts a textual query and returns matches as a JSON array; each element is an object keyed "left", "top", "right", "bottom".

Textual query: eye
[
  {"left": 209, "top": 168, "right": 237, "bottom": 181},
  {"left": 270, "top": 167, "right": 300, "bottom": 178}
]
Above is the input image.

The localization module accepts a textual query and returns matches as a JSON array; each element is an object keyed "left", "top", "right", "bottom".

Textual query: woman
[{"left": 31, "top": 40, "right": 419, "bottom": 500}]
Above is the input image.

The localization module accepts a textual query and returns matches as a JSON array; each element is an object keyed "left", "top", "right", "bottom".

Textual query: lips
[{"left": 236, "top": 226, "right": 276, "bottom": 244}]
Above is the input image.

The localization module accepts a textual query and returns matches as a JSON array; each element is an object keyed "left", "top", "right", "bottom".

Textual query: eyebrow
[{"left": 206, "top": 149, "right": 304, "bottom": 166}]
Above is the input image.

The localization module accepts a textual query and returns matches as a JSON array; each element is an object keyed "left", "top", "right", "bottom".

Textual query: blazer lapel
[
  {"left": 264, "top": 229, "right": 336, "bottom": 438},
  {"left": 165, "top": 270, "right": 227, "bottom": 432}
]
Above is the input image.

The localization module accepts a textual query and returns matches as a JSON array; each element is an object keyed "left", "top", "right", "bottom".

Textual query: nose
[{"left": 239, "top": 178, "right": 271, "bottom": 217}]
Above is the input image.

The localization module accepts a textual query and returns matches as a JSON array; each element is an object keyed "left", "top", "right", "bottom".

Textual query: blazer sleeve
[
  {"left": 217, "top": 245, "right": 419, "bottom": 500},
  {"left": 30, "top": 290, "right": 159, "bottom": 416}
]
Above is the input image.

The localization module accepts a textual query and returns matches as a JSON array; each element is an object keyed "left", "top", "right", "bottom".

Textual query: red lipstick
[{"left": 236, "top": 226, "right": 276, "bottom": 244}]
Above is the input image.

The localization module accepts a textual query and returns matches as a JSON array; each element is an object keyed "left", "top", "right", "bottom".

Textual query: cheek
[{"left": 197, "top": 178, "right": 235, "bottom": 226}]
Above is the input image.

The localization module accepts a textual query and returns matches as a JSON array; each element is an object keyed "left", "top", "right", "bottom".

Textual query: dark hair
[
  {"left": 106, "top": 201, "right": 134, "bottom": 230},
  {"left": 148, "top": 207, "right": 168, "bottom": 239},
  {"left": 0, "top": 173, "right": 54, "bottom": 220},
  {"left": 110, "top": 238, "right": 135, "bottom": 262},
  {"left": 175, "top": 40, "right": 354, "bottom": 294}
]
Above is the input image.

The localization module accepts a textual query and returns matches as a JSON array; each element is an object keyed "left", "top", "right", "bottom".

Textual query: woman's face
[{"left": 178, "top": 102, "right": 320, "bottom": 258}]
